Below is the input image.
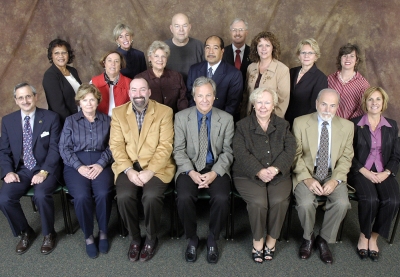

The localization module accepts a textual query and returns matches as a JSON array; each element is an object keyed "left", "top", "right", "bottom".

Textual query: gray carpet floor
[{"left": 1, "top": 183, "right": 400, "bottom": 277}]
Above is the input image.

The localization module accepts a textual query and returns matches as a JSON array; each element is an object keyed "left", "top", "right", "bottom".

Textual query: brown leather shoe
[
  {"left": 128, "top": 241, "right": 141, "bottom": 262},
  {"left": 16, "top": 229, "right": 34, "bottom": 255},
  {"left": 315, "top": 235, "right": 333, "bottom": 264},
  {"left": 140, "top": 238, "right": 158, "bottom": 262},
  {"left": 299, "top": 233, "right": 315, "bottom": 259},
  {"left": 41, "top": 232, "right": 57, "bottom": 255}
]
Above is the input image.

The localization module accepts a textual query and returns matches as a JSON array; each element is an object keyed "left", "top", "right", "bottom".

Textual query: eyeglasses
[
  {"left": 300, "top": 52, "right": 316, "bottom": 56},
  {"left": 230, "top": 28, "right": 246, "bottom": 33},
  {"left": 16, "top": 95, "right": 34, "bottom": 102},
  {"left": 53, "top": 51, "right": 68, "bottom": 56}
]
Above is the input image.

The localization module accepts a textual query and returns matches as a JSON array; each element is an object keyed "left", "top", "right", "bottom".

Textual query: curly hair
[
  {"left": 47, "top": 39, "right": 75, "bottom": 64},
  {"left": 249, "top": 31, "right": 281, "bottom": 62},
  {"left": 335, "top": 43, "right": 362, "bottom": 71}
]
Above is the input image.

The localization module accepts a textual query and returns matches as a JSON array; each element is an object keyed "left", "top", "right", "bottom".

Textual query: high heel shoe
[
  {"left": 264, "top": 245, "right": 275, "bottom": 261},
  {"left": 356, "top": 248, "right": 368, "bottom": 260},
  {"left": 369, "top": 250, "right": 379, "bottom": 262},
  {"left": 252, "top": 247, "right": 263, "bottom": 264}
]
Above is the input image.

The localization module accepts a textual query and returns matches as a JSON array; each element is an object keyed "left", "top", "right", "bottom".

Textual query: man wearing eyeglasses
[
  {"left": 222, "top": 18, "right": 250, "bottom": 90},
  {"left": 0, "top": 82, "right": 61, "bottom": 255},
  {"left": 165, "top": 13, "right": 204, "bottom": 84}
]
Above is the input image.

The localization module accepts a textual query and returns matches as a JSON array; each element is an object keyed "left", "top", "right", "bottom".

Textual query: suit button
[
  {"left": 267, "top": 163, "right": 269, "bottom": 165},
  {"left": 265, "top": 140, "right": 268, "bottom": 143},
  {"left": 267, "top": 151, "right": 270, "bottom": 153}
]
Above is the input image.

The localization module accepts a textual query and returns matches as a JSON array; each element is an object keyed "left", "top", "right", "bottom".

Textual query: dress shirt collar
[
  {"left": 207, "top": 60, "right": 222, "bottom": 75},
  {"left": 357, "top": 114, "right": 392, "bottom": 128},
  {"left": 196, "top": 109, "right": 212, "bottom": 122},
  {"left": 132, "top": 103, "right": 148, "bottom": 115}
]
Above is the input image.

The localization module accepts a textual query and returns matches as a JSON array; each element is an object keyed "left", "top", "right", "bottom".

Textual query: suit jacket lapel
[
  {"left": 210, "top": 108, "right": 221, "bottom": 156},
  {"left": 126, "top": 104, "right": 140, "bottom": 151},
  {"left": 306, "top": 114, "right": 319, "bottom": 164},
  {"left": 212, "top": 61, "right": 226, "bottom": 87},
  {"left": 360, "top": 125, "right": 372, "bottom": 150},
  {"left": 137, "top": 101, "right": 155, "bottom": 153},
  {"left": 330, "top": 116, "right": 344, "bottom": 168},
  {"left": 11, "top": 112, "right": 23, "bottom": 159},
  {"left": 32, "top": 109, "right": 44, "bottom": 148},
  {"left": 188, "top": 108, "right": 200, "bottom": 157}
]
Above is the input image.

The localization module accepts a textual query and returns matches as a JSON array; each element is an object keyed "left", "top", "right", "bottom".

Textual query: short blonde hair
[
  {"left": 249, "top": 87, "right": 278, "bottom": 107},
  {"left": 113, "top": 23, "right": 134, "bottom": 41},
  {"left": 75, "top": 84, "right": 102, "bottom": 106},
  {"left": 295, "top": 38, "right": 321, "bottom": 61},
  {"left": 361, "top": 86, "right": 389, "bottom": 113},
  {"left": 147, "top": 41, "right": 171, "bottom": 62}
]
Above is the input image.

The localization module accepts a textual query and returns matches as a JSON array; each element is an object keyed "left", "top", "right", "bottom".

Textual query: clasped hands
[
  {"left": 304, "top": 178, "right": 338, "bottom": 196},
  {"left": 189, "top": 170, "right": 217, "bottom": 189},
  {"left": 359, "top": 167, "right": 389, "bottom": 184},
  {"left": 126, "top": 169, "right": 154, "bottom": 187},
  {"left": 78, "top": 164, "right": 104, "bottom": 180},
  {"left": 256, "top": 167, "right": 278, "bottom": 183},
  {"left": 4, "top": 171, "right": 48, "bottom": 186}
]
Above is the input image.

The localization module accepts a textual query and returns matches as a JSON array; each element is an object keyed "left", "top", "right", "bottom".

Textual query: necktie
[
  {"left": 195, "top": 115, "right": 208, "bottom": 171},
  {"left": 235, "top": 49, "right": 242, "bottom": 70},
  {"left": 207, "top": 67, "right": 213, "bottom": 78},
  {"left": 316, "top": 121, "right": 329, "bottom": 181},
  {"left": 23, "top": 116, "right": 36, "bottom": 170}
]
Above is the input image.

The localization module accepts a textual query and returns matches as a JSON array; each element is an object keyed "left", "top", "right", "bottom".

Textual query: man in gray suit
[{"left": 173, "top": 77, "right": 234, "bottom": 264}]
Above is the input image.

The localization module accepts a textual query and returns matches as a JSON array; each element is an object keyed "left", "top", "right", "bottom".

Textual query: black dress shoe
[
  {"left": 16, "top": 228, "right": 34, "bottom": 255},
  {"left": 140, "top": 238, "right": 158, "bottom": 262},
  {"left": 41, "top": 232, "right": 57, "bottom": 255},
  {"left": 369, "top": 250, "right": 379, "bottom": 262},
  {"left": 128, "top": 241, "right": 141, "bottom": 262},
  {"left": 185, "top": 244, "right": 197, "bottom": 262},
  {"left": 315, "top": 235, "right": 333, "bottom": 264},
  {"left": 299, "top": 233, "right": 315, "bottom": 259},
  {"left": 207, "top": 245, "right": 219, "bottom": 264},
  {"left": 357, "top": 248, "right": 368, "bottom": 260}
]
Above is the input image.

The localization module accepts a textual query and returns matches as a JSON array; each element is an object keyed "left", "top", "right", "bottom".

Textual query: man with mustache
[
  {"left": 291, "top": 88, "right": 354, "bottom": 264},
  {"left": 187, "top": 35, "right": 243, "bottom": 120},
  {"left": 110, "top": 78, "right": 175, "bottom": 262}
]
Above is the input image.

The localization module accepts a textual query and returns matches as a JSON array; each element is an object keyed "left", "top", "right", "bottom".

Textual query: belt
[{"left": 83, "top": 149, "right": 98, "bottom": 152}]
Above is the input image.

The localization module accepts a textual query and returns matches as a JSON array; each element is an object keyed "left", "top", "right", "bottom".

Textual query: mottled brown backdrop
[{"left": 1, "top": 0, "right": 399, "bottom": 127}]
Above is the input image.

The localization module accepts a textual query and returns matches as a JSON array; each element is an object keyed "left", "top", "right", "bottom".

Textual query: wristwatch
[
  {"left": 273, "top": 167, "right": 279, "bottom": 174},
  {"left": 39, "top": 170, "right": 49, "bottom": 177},
  {"left": 385, "top": 169, "right": 391, "bottom": 176}
]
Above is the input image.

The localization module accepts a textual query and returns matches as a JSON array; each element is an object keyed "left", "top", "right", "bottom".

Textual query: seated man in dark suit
[
  {"left": 187, "top": 35, "right": 243, "bottom": 119},
  {"left": 0, "top": 82, "right": 61, "bottom": 255},
  {"left": 174, "top": 77, "right": 234, "bottom": 263}
]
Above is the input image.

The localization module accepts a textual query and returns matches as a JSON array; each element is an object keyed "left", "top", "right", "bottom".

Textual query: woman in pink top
[
  {"left": 328, "top": 43, "right": 369, "bottom": 119},
  {"left": 348, "top": 87, "right": 400, "bottom": 262}
]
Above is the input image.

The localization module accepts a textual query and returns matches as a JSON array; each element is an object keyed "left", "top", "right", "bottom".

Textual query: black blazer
[
  {"left": 285, "top": 64, "right": 327, "bottom": 127},
  {"left": 0, "top": 108, "right": 62, "bottom": 179},
  {"left": 349, "top": 116, "right": 400, "bottom": 179},
  {"left": 186, "top": 60, "right": 243, "bottom": 116},
  {"left": 222, "top": 44, "right": 251, "bottom": 90},
  {"left": 42, "top": 63, "right": 82, "bottom": 123}
]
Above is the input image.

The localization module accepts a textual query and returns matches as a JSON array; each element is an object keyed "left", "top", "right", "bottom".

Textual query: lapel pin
[{"left": 39, "top": 120, "right": 43, "bottom": 123}]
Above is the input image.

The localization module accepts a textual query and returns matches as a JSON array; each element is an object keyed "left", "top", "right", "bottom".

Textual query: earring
[{"left": 117, "top": 43, "right": 120, "bottom": 47}]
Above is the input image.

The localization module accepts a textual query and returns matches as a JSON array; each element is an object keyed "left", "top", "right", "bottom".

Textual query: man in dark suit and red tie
[
  {"left": 222, "top": 18, "right": 250, "bottom": 91},
  {"left": 0, "top": 82, "right": 61, "bottom": 255}
]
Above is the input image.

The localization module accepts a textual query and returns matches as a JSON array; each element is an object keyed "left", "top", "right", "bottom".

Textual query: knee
[
  {"left": 211, "top": 193, "right": 230, "bottom": 207},
  {"left": 296, "top": 197, "right": 314, "bottom": 212},
  {"left": 247, "top": 196, "right": 267, "bottom": 211},
  {"left": 333, "top": 197, "right": 350, "bottom": 212},
  {"left": 359, "top": 194, "right": 379, "bottom": 208}
]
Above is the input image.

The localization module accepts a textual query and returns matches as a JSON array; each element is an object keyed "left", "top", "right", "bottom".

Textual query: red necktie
[{"left": 235, "top": 49, "right": 241, "bottom": 70}]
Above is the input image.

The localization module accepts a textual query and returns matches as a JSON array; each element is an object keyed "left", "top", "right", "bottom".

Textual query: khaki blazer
[
  {"left": 291, "top": 113, "right": 354, "bottom": 190},
  {"left": 242, "top": 60, "right": 290, "bottom": 119},
  {"left": 109, "top": 100, "right": 175, "bottom": 183},
  {"left": 173, "top": 107, "right": 234, "bottom": 181}
]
